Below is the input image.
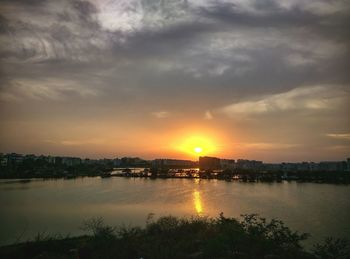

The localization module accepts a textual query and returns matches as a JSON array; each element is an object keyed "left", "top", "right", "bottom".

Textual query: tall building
[
  {"left": 199, "top": 156, "right": 221, "bottom": 170},
  {"left": 152, "top": 159, "right": 197, "bottom": 169},
  {"left": 220, "top": 159, "right": 235, "bottom": 170},
  {"left": 236, "top": 159, "right": 263, "bottom": 170},
  {"left": 318, "top": 161, "right": 346, "bottom": 171}
]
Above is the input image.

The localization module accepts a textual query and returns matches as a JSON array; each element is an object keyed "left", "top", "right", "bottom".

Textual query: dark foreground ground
[{"left": 0, "top": 214, "right": 349, "bottom": 259}]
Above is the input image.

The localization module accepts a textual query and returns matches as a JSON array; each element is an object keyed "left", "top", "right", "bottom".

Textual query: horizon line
[{"left": 1, "top": 151, "right": 349, "bottom": 164}]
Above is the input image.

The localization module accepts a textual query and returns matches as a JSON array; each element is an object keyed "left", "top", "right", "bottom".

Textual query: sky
[{"left": 0, "top": 0, "right": 349, "bottom": 162}]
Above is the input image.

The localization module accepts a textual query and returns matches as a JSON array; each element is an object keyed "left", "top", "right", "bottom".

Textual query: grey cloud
[
  {"left": 1, "top": 0, "right": 348, "bottom": 70},
  {"left": 197, "top": 1, "right": 350, "bottom": 43},
  {"left": 0, "top": 0, "right": 104, "bottom": 63},
  {"left": 326, "top": 133, "right": 350, "bottom": 141},
  {"left": 219, "top": 85, "right": 349, "bottom": 117},
  {"left": 0, "top": 0, "right": 47, "bottom": 6},
  {"left": 199, "top": 1, "right": 320, "bottom": 27},
  {"left": 0, "top": 0, "right": 349, "bottom": 111},
  {"left": 0, "top": 78, "right": 99, "bottom": 102}
]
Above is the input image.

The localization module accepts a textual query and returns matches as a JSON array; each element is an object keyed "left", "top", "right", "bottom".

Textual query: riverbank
[
  {"left": 1, "top": 168, "right": 350, "bottom": 184},
  {"left": 1, "top": 214, "right": 349, "bottom": 259},
  {"left": 112, "top": 168, "right": 350, "bottom": 184}
]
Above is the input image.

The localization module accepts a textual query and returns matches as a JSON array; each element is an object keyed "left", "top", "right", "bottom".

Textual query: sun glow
[
  {"left": 194, "top": 147, "right": 202, "bottom": 153},
  {"left": 176, "top": 135, "right": 217, "bottom": 157}
]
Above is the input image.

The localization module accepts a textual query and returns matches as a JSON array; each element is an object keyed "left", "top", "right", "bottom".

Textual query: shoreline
[{"left": 1, "top": 173, "right": 349, "bottom": 185}]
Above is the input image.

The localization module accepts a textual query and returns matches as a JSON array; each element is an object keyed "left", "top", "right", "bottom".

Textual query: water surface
[{"left": 0, "top": 177, "right": 349, "bottom": 247}]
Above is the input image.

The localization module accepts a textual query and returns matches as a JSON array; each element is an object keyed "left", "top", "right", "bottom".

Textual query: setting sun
[
  {"left": 173, "top": 134, "right": 219, "bottom": 158},
  {"left": 194, "top": 147, "right": 203, "bottom": 153}
]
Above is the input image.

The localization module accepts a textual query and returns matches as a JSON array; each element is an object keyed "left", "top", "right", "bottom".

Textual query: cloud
[
  {"left": 204, "top": 110, "right": 213, "bottom": 120},
  {"left": 0, "top": 0, "right": 349, "bottom": 102},
  {"left": 235, "top": 142, "right": 300, "bottom": 150},
  {"left": 0, "top": 0, "right": 107, "bottom": 64},
  {"left": 151, "top": 111, "right": 170, "bottom": 119},
  {"left": 0, "top": 78, "right": 98, "bottom": 102},
  {"left": 220, "top": 85, "right": 348, "bottom": 116},
  {"left": 326, "top": 133, "right": 350, "bottom": 140},
  {"left": 0, "top": 0, "right": 349, "bottom": 160},
  {"left": 323, "top": 145, "right": 350, "bottom": 151},
  {"left": 44, "top": 138, "right": 105, "bottom": 146},
  {"left": 95, "top": 0, "right": 191, "bottom": 32},
  {"left": 285, "top": 53, "right": 316, "bottom": 67}
]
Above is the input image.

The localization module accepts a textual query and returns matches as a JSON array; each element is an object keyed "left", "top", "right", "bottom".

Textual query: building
[
  {"left": 263, "top": 163, "right": 281, "bottom": 172},
  {"left": 113, "top": 158, "right": 121, "bottom": 167},
  {"left": 6, "top": 153, "right": 24, "bottom": 165},
  {"left": 236, "top": 159, "right": 263, "bottom": 170},
  {"left": 220, "top": 159, "right": 235, "bottom": 170},
  {"left": 47, "top": 156, "right": 56, "bottom": 164},
  {"left": 318, "top": 161, "right": 346, "bottom": 172},
  {"left": 277, "top": 161, "right": 347, "bottom": 172},
  {"left": 296, "top": 162, "right": 310, "bottom": 171},
  {"left": 61, "top": 157, "right": 82, "bottom": 166},
  {"left": 199, "top": 156, "right": 221, "bottom": 170},
  {"left": 152, "top": 159, "right": 197, "bottom": 169},
  {"left": 0, "top": 155, "right": 7, "bottom": 166},
  {"left": 120, "top": 157, "right": 149, "bottom": 167}
]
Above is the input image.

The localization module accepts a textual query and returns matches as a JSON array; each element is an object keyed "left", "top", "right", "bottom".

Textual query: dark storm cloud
[
  {"left": 0, "top": 0, "right": 47, "bottom": 5},
  {"left": 0, "top": 0, "right": 104, "bottom": 64},
  {"left": 71, "top": 0, "right": 100, "bottom": 27},
  {"left": 1, "top": 0, "right": 348, "bottom": 67},
  {"left": 199, "top": 1, "right": 319, "bottom": 27},
  {"left": 0, "top": 15, "right": 8, "bottom": 34},
  {"left": 198, "top": 1, "right": 350, "bottom": 43},
  {"left": 103, "top": 0, "right": 350, "bottom": 88}
]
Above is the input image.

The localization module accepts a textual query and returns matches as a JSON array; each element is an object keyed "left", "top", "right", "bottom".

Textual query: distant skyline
[
  {"left": 0, "top": 0, "right": 349, "bottom": 163},
  {"left": 2, "top": 151, "right": 350, "bottom": 164}
]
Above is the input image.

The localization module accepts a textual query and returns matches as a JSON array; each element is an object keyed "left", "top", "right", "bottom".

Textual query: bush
[
  {"left": 313, "top": 237, "right": 350, "bottom": 259},
  {"left": 0, "top": 214, "right": 349, "bottom": 259}
]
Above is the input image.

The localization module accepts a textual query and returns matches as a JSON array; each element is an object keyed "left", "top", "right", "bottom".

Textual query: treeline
[
  {"left": 0, "top": 158, "right": 112, "bottom": 179},
  {"left": 1, "top": 214, "right": 349, "bottom": 259}
]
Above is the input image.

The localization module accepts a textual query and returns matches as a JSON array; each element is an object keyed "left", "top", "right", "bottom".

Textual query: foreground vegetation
[{"left": 1, "top": 214, "right": 349, "bottom": 259}]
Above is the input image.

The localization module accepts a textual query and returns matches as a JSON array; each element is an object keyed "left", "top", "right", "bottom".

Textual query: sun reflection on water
[{"left": 193, "top": 190, "right": 203, "bottom": 215}]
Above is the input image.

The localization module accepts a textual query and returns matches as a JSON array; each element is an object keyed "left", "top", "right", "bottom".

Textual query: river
[{"left": 0, "top": 177, "right": 349, "bottom": 247}]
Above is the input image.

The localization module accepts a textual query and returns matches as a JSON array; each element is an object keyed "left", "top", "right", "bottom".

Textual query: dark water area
[{"left": 0, "top": 177, "right": 349, "bottom": 248}]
